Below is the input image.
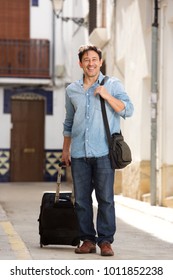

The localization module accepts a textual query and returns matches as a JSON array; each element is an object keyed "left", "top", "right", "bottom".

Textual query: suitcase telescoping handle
[
  {"left": 55, "top": 161, "right": 65, "bottom": 203},
  {"left": 55, "top": 161, "right": 75, "bottom": 204}
]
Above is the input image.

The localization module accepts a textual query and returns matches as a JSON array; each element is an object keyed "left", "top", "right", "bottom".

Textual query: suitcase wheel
[{"left": 40, "top": 238, "right": 43, "bottom": 248}]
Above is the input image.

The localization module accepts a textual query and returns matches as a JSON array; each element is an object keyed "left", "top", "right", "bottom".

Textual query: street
[{"left": 0, "top": 182, "right": 173, "bottom": 260}]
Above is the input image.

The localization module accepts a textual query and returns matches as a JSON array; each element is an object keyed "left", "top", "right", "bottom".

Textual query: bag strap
[{"left": 99, "top": 76, "right": 112, "bottom": 147}]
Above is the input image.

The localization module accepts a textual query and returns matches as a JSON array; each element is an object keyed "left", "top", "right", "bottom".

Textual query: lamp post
[{"left": 150, "top": 0, "right": 159, "bottom": 206}]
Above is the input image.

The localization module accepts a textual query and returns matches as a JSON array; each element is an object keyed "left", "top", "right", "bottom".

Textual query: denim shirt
[{"left": 63, "top": 72, "right": 134, "bottom": 158}]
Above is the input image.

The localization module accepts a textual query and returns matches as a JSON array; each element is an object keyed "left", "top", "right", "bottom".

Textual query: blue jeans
[{"left": 71, "top": 155, "right": 116, "bottom": 245}]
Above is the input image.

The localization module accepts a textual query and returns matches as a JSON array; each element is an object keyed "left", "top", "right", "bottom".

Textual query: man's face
[{"left": 79, "top": 50, "right": 102, "bottom": 78}]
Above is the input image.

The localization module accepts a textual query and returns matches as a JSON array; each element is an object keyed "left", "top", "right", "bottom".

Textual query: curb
[{"left": 114, "top": 195, "right": 173, "bottom": 224}]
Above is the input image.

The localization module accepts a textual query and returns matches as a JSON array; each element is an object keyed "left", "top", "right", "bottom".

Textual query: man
[{"left": 62, "top": 45, "right": 134, "bottom": 256}]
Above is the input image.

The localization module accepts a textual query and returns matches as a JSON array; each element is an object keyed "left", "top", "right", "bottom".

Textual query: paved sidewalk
[
  {"left": 0, "top": 203, "right": 32, "bottom": 259},
  {"left": 113, "top": 195, "right": 173, "bottom": 244},
  {"left": 0, "top": 182, "right": 173, "bottom": 260}
]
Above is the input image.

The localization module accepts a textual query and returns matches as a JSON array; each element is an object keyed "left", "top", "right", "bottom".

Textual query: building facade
[{"left": 0, "top": 0, "right": 173, "bottom": 208}]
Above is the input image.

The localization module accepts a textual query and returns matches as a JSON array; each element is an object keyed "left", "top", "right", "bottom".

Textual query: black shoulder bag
[{"left": 100, "top": 76, "right": 132, "bottom": 169}]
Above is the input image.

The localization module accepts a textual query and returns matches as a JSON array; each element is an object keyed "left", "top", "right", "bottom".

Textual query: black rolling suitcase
[{"left": 38, "top": 163, "right": 80, "bottom": 248}]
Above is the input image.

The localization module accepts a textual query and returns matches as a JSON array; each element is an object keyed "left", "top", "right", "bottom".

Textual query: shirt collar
[{"left": 79, "top": 72, "right": 104, "bottom": 86}]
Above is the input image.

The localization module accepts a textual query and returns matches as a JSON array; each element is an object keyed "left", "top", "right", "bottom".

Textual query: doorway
[{"left": 10, "top": 93, "right": 45, "bottom": 181}]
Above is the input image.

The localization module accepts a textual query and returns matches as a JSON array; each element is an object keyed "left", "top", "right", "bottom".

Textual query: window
[{"left": 32, "top": 0, "right": 39, "bottom": 7}]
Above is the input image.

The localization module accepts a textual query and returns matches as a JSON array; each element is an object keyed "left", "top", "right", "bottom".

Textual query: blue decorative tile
[
  {"left": 44, "top": 149, "right": 66, "bottom": 182},
  {"left": 0, "top": 148, "right": 65, "bottom": 182},
  {"left": 0, "top": 149, "right": 10, "bottom": 182}
]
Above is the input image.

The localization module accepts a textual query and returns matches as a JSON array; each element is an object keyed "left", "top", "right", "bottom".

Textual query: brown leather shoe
[
  {"left": 99, "top": 242, "right": 114, "bottom": 256},
  {"left": 75, "top": 240, "right": 96, "bottom": 254}
]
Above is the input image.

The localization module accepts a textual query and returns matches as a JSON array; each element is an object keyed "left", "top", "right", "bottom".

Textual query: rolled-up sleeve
[
  {"left": 63, "top": 91, "right": 75, "bottom": 137},
  {"left": 111, "top": 80, "right": 134, "bottom": 119}
]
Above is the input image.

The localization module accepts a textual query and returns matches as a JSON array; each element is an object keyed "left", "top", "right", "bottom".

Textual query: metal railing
[{"left": 0, "top": 39, "right": 50, "bottom": 78}]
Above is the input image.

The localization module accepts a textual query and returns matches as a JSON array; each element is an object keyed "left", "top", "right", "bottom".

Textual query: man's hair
[{"left": 78, "top": 45, "right": 102, "bottom": 62}]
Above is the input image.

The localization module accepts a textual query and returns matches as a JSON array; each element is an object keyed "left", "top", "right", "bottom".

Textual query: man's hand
[
  {"left": 94, "top": 85, "right": 110, "bottom": 100},
  {"left": 61, "top": 136, "right": 71, "bottom": 167},
  {"left": 61, "top": 150, "right": 71, "bottom": 166},
  {"left": 94, "top": 86, "right": 125, "bottom": 112}
]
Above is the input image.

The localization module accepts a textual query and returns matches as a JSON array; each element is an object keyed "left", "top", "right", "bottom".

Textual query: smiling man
[{"left": 61, "top": 45, "right": 134, "bottom": 256}]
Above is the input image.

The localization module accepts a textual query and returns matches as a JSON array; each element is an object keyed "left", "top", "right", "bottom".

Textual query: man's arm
[{"left": 94, "top": 86, "right": 125, "bottom": 112}]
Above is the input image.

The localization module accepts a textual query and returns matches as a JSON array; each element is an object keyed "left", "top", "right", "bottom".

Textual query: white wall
[
  {"left": 54, "top": 0, "right": 89, "bottom": 82},
  {"left": 30, "top": 0, "right": 53, "bottom": 40},
  {"left": 45, "top": 89, "right": 65, "bottom": 149},
  {"left": 112, "top": 0, "right": 152, "bottom": 162},
  {"left": 112, "top": 0, "right": 173, "bottom": 167},
  {"left": 0, "top": 88, "right": 11, "bottom": 148},
  {"left": 159, "top": 0, "right": 173, "bottom": 164}
]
